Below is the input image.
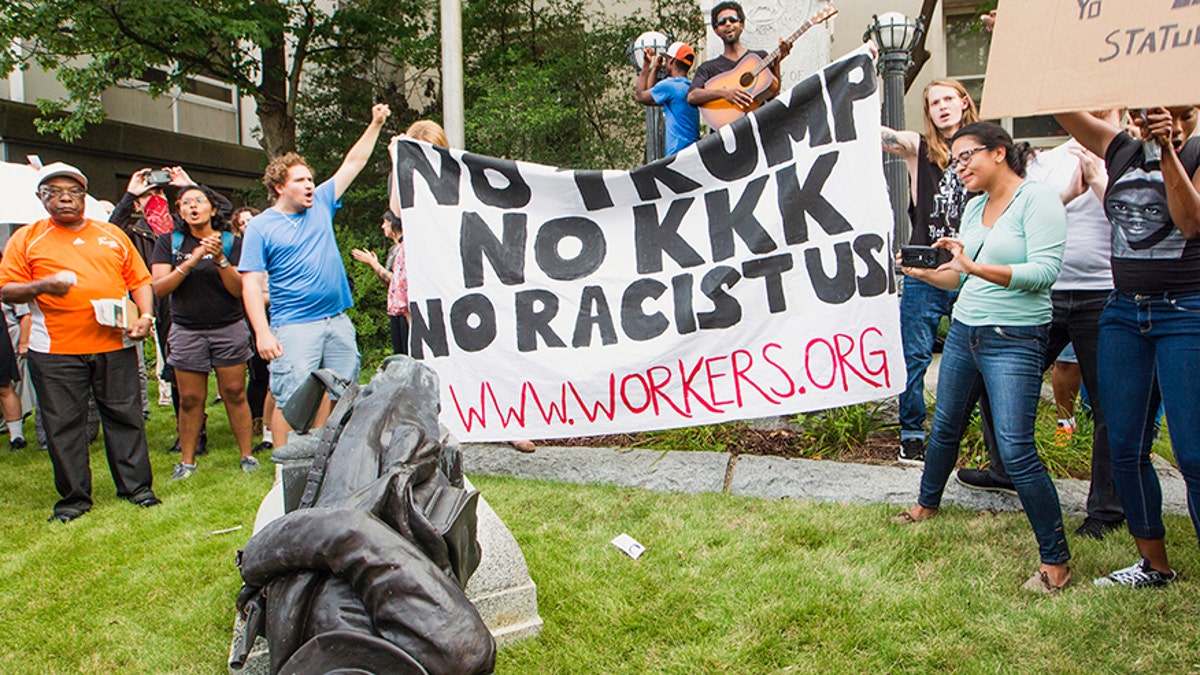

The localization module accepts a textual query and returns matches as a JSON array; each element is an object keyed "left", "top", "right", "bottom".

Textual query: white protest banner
[
  {"left": 393, "top": 47, "right": 902, "bottom": 442},
  {"left": 981, "top": 0, "right": 1200, "bottom": 120}
]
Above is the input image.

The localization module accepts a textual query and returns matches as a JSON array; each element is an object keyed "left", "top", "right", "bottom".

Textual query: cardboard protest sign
[
  {"left": 981, "top": 0, "right": 1200, "bottom": 120},
  {"left": 393, "top": 47, "right": 903, "bottom": 442}
]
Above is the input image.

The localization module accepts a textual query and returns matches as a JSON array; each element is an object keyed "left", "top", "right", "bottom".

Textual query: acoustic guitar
[{"left": 700, "top": 4, "right": 838, "bottom": 129}]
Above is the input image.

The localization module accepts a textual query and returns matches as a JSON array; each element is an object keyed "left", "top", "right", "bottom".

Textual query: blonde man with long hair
[{"left": 879, "top": 78, "right": 979, "bottom": 465}]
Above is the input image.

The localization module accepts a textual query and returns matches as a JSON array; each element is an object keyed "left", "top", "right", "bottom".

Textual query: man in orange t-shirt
[{"left": 0, "top": 163, "right": 160, "bottom": 522}]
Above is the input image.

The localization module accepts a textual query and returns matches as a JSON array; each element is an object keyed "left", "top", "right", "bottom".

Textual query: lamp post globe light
[
  {"left": 627, "top": 31, "right": 671, "bottom": 163},
  {"left": 865, "top": 12, "right": 924, "bottom": 254}
]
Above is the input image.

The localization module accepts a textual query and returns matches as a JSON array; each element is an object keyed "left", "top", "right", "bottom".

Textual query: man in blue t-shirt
[
  {"left": 239, "top": 103, "right": 391, "bottom": 447},
  {"left": 635, "top": 41, "right": 701, "bottom": 156}
]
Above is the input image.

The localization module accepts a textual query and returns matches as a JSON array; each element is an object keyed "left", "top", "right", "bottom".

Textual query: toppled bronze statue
[{"left": 233, "top": 357, "right": 496, "bottom": 674}]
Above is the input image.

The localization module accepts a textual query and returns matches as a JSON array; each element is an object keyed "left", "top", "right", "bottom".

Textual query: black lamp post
[
  {"left": 865, "top": 12, "right": 924, "bottom": 252},
  {"left": 627, "top": 31, "right": 669, "bottom": 163}
]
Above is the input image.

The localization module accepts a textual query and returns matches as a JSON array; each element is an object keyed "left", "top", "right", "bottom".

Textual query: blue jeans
[
  {"left": 981, "top": 289, "right": 1122, "bottom": 521},
  {"left": 1098, "top": 291, "right": 1200, "bottom": 541},
  {"left": 919, "top": 320, "right": 1070, "bottom": 565},
  {"left": 899, "top": 277, "right": 957, "bottom": 441},
  {"left": 270, "top": 313, "right": 360, "bottom": 407}
]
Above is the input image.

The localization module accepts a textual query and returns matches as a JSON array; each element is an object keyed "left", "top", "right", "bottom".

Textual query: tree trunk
[{"left": 257, "top": 29, "right": 296, "bottom": 158}]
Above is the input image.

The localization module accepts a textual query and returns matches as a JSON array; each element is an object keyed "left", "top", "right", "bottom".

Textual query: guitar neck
[{"left": 750, "top": 19, "right": 815, "bottom": 77}]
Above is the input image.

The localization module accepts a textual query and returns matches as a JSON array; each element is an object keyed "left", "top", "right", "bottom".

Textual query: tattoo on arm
[{"left": 882, "top": 131, "right": 904, "bottom": 151}]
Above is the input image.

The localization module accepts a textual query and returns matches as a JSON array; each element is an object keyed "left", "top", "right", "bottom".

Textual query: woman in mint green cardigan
[{"left": 892, "top": 122, "right": 1070, "bottom": 594}]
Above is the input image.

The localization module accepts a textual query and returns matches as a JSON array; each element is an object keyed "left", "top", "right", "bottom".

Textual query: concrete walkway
[{"left": 463, "top": 443, "right": 1190, "bottom": 518}]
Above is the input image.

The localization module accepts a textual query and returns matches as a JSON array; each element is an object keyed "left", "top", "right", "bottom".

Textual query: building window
[
  {"left": 944, "top": 12, "right": 1065, "bottom": 144},
  {"left": 138, "top": 68, "right": 235, "bottom": 106}
]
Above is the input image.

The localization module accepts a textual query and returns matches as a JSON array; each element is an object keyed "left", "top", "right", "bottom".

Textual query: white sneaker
[{"left": 158, "top": 381, "right": 173, "bottom": 407}]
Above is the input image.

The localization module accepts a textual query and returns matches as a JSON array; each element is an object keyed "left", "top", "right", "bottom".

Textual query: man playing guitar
[{"left": 686, "top": 1, "right": 791, "bottom": 122}]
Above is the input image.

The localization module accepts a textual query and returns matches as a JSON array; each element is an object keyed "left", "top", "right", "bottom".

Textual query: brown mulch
[{"left": 540, "top": 427, "right": 904, "bottom": 466}]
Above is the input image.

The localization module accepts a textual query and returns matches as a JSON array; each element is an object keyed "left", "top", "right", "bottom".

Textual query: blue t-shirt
[
  {"left": 651, "top": 77, "right": 700, "bottom": 156},
  {"left": 239, "top": 179, "right": 354, "bottom": 326}
]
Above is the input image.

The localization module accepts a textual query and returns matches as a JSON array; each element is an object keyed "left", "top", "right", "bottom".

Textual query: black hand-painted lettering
[
  {"left": 574, "top": 170, "right": 615, "bottom": 211},
  {"left": 628, "top": 158, "right": 703, "bottom": 201},
  {"left": 515, "top": 289, "right": 566, "bottom": 352},
  {"left": 394, "top": 143, "right": 460, "bottom": 208},
  {"left": 534, "top": 217, "right": 606, "bottom": 281},
  {"left": 460, "top": 212, "right": 526, "bottom": 288},
  {"left": 633, "top": 199, "right": 705, "bottom": 274},
  {"left": 697, "top": 266, "right": 741, "bottom": 329},
  {"left": 705, "top": 176, "right": 778, "bottom": 262},
  {"left": 620, "top": 278, "right": 669, "bottom": 341},
  {"left": 463, "top": 153, "right": 531, "bottom": 208},
  {"left": 450, "top": 293, "right": 497, "bottom": 352},
  {"left": 572, "top": 286, "right": 618, "bottom": 347},
  {"left": 696, "top": 117, "right": 761, "bottom": 182},
  {"left": 742, "top": 253, "right": 794, "bottom": 313}
]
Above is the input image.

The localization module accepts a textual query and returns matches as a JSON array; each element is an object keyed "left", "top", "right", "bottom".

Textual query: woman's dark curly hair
[{"left": 175, "top": 184, "right": 231, "bottom": 232}]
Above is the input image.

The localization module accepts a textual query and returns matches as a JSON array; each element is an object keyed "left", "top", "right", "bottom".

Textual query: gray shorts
[{"left": 166, "top": 322, "right": 253, "bottom": 372}]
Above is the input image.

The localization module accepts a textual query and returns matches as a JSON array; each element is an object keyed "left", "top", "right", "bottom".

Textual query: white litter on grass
[
  {"left": 207, "top": 525, "right": 243, "bottom": 536},
  {"left": 611, "top": 533, "right": 645, "bottom": 560}
]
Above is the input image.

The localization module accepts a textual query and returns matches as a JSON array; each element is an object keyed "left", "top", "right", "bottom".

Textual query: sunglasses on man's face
[{"left": 715, "top": 16, "right": 741, "bottom": 27}]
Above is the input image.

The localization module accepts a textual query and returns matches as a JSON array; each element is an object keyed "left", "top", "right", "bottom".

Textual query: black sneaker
[
  {"left": 8, "top": 437, "right": 26, "bottom": 452},
  {"left": 48, "top": 509, "right": 85, "bottom": 523},
  {"left": 1074, "top": 517, "right": 1124, "bottom": 540},
  {"left": 898, "top": 438, "right": 925, "bottom": 466},
  {"left": 954, "top": 468, "right": 1017, "bottom": 496},
  {"left": 130, "top": 490, "right": 162, "bottom": 508},
  {"left": 1094, "top": 558, "right": 1177, "bottom": 588}
]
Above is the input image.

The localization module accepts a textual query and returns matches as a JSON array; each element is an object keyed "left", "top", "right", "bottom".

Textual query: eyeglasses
[
  {"left": 715, "top": 16, "right": 741, "bottom": 27},
  {"left": 179, "top": 196, "right": 209, "bottom": 207},
  {"left": 950, "top": 145, "right": 989, "bottom": 169},
  {"left": 39, "top": 187, "right": 86, "bottom": 200}
]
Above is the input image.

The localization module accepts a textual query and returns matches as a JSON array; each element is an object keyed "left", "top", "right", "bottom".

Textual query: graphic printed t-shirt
[
  {"left": 650, "top": 77, "right": 701, "bottom": 156},
  {"left": 0, "top": 218, "right": 151, "bottom": 354},
  {"left": 238, "top": 179, "right": 354, "bottom": 326},
  {"left": 909, "top": 137, "right": 968, "bottom": 246},
  {"left": 1104, "top": 132, "right": 1200, "bottom": 293},
  {"left": 151, "top": 231, "right": 245, "bottom": 329}
]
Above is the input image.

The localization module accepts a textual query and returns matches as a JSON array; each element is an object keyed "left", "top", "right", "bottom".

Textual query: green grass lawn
[{"left": 1, "top": 383, "right": 1198, "bottom": 673}]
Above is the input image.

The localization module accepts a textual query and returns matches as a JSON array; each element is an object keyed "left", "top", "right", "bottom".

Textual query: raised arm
[
  {"left": 635, "top": 50, "right": 661, "bottom": 106},
  {"left": 1141, "top": 107, "right": 1200, "bottom": 238},
  {"left": 1053, "top": 112, "right": 1120, "bottom": 158},
  {"left": 333, "top": 104, "right": 392, "bottom": 200}
]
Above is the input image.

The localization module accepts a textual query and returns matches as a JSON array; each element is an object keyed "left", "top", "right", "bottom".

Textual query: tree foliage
[
  {"left": 0, "top": 0, "right": 428, "bottom": 157},
  {"left": 1, "top": 0, "right": 706, "bottom": 358}
]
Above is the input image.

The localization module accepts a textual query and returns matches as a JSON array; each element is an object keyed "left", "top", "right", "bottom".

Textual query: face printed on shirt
[{"left": 1105, "top": 168, "right": 1186, "bottom": 259}]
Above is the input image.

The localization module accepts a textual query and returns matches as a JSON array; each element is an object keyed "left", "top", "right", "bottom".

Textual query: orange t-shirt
[{"left": 0, "top": 218, "right": 152, "bottom": 355}]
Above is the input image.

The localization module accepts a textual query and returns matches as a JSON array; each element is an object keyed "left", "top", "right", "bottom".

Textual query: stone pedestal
[{"left": 228, "top": 454, "right": 542, "bottom": 673}]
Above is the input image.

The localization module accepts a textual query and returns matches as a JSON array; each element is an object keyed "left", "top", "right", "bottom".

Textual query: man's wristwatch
[{"left": 217, "top": 258, "right": 231, "bottom": 269}]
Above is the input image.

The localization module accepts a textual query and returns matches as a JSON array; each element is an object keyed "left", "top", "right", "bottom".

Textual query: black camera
[
  {"left": 145, "top": 169, "right": 171, "bottom": 186},
  {"left": 900, "top": 245, "right": 953, "bottom": 269}
]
